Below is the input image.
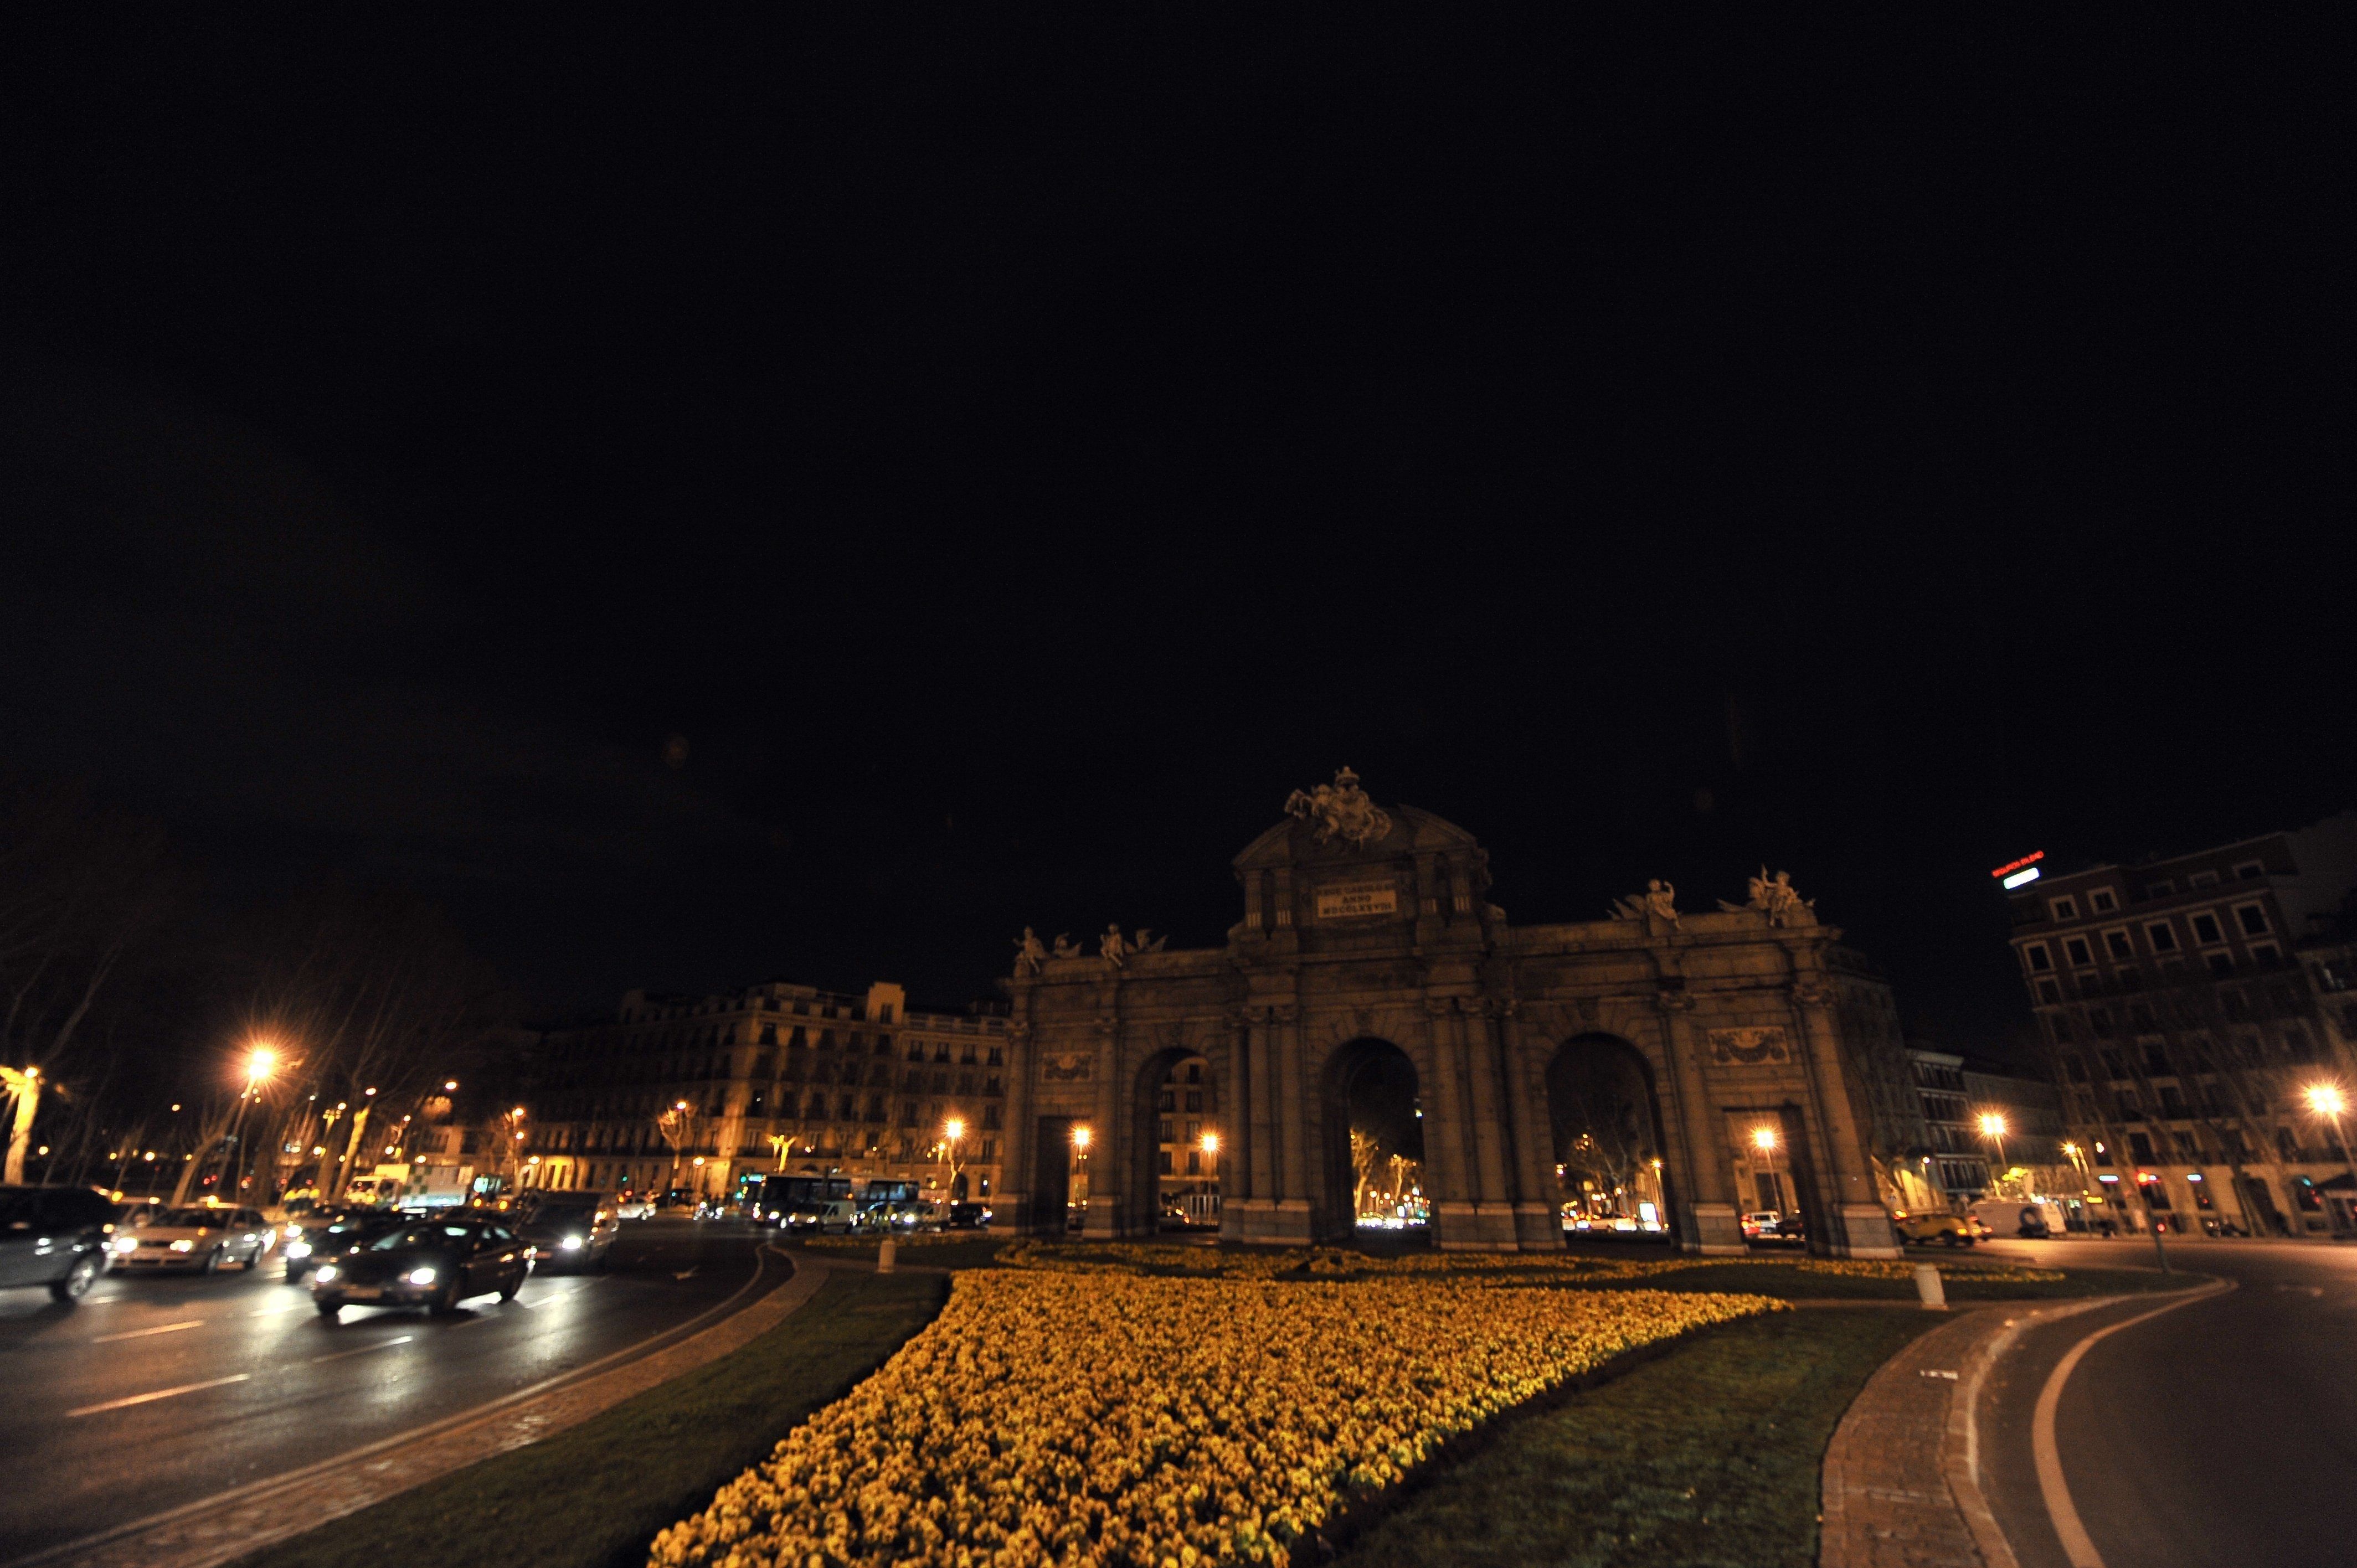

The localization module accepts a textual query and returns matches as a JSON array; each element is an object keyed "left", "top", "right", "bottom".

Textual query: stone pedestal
[
  {"left": 1686, "top": 1200, "right": 1748, "bottom": 1255},
  {"left": 1512, "top": 1200, "right": 1563, "bottom": 1251},
  {"left": 1832, "top": 1202, "right": 1903, "bottom": 1258}
]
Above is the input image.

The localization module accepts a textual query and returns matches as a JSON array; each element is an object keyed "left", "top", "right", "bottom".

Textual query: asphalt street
[
  {"left": 0, "top": 1219, "right": 783, "bottom": 1564},
  {"left": 1973, "top": 1237, "right": 2357, "bottom": 1568}
]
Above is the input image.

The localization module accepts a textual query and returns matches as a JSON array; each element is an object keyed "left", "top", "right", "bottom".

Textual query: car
[
  {"left": 946, "top": 1201, "right": 992, "bottom": 1230},
  {"left": 311, "top": 1216, "right": 532, "bottom": 1318},
  {"left": 1893, "top": 1211, "right": 1977, "bottom": 1247},
  {"left": 1740, "top": 1210, "right": 1783, "bottom": 1240},
  {"left": 112, "top": 1205, "right": 275, "bottom": 1273},
  {"left": 280, "top": 1209, "right": 406, "bottom": 1281},
  {"left": 516, "top": 1193, "right": 619, "bottom": 1269},
  {"left": 0, "top": 1184, "right": 120, "bottom": 1303},
  {"left": 613, "top": 1194, "right": 655, "bottom": 1220}
]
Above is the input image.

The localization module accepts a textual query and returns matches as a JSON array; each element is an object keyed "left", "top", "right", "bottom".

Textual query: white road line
[
  {"left": 2031, "top": 1279, "right": 2235, "bottom": 1568},
  {"left": 310, "top": 1335, "right": 414, "bottom": 1364},
  {"left": 66, "top": 1374, "right": 251, "bottom": 1418},
  {"left": 248, "top": 1301, "right": 312, "bottom": 1317},
  {"left": 92, "top": 1319, "right": 204, "bottom": 1344}
]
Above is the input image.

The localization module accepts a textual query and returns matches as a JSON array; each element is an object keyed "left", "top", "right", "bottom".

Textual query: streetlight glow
[
  {"left": 2306, "top": 1085, "right": 2346, "bottom": 1118},
  {"left": 1072, "top": 1125, "right": 1092, "bottom": 1151},
  {"left": 1200, "top": 1132, "right": 1219, "bottom": 1156},
  {"left": 246, "top": 1046, "right": 277, "bottom": 1082},
  {"left": 1751, "top": 1126, "right": 1778, "bottom": 1153},
  {"left": 1978, "top": 1112, "right": 2008, "bottom": 1138},
  {"left": 944, "top": 1117, "right": 966, "bottom": 1142}
]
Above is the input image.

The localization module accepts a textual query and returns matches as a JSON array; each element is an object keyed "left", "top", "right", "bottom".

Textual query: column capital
[
  {"left": 1655, "top": 986, "right": 1696, "bottom": 1013},
  {"left": 1424, "top": 996, "right": 1458, "bottom": 1019},
  {"left": 1790, "top": 978, "right": 1836, "bottom": 1008},
  {"left": 1267, "top": 1002, "right": 1299, "bottom": 1027}
]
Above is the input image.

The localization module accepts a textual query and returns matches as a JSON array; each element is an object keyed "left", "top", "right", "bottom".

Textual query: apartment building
[
  {"left": 522, "top": 980, "right": 1011, "bottom": 1205},
  {"left": 2008, "top": 814, "right": 2357, "bottom": 1236}
]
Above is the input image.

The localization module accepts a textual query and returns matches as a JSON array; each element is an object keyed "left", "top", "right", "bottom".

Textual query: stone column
[
  {"left": 1083, "top": 1013, "right": 1121, "bottom": 1239},
  {"left": 1458, "top": 1002, "right": 1518, "bottom": 1249},
  {"left": 1661, "top": 989, "right": 1744, "bottom": 1254},
  {"left": 1790, "top": 974, "right": 1901, "bottom": 1258},
  {"left": 1000, "top": 1017, "right": 1037, "bottom": 1233},
  {"left": 1497, "top": 1001, "right": 1563, "bottom": 1251},
  {"left": 1423, "top": 997, "right": 1482, "bottom": 1250},
  {"left": 1215, "top": 1013, "right": 1249, "bottom": 1242},
  {"left": 1272, "top": 1002, "right": 1313, "bottom": 1244},
  {"left": 1241, "top": 1006, "right": 1279, "bottom": 1241}
]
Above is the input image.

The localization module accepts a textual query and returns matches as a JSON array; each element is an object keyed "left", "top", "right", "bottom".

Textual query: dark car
[
  {"left": 310, "top": 1217, "right": 532, "bottom": 1318},
  {"left": 516, "top": 1194, "right": 618, "bottom": 1270},
  {"left": 281, "top": 1208, "right": 406, "bottom": 1281},
  {"left": 0, "top": 1185, "right": 117, "bottom": 1304},
  {"left": 946, "top": 1201, "right": 992, "bottom": 1230}
]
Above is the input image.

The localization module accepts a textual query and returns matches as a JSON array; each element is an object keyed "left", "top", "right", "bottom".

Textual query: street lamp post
[
  {"left": 219, "top": 1046, "right": 278, "bottom": 1200},
  {"left": 938, "top": 1117, "right": 966, "bottom": 1203},
  {"left": 2305, "top": 1085, "right": 2357, "bottom": 1237},
  {"left": 1977, "top": 1112, "right": 2009, "bottom": 1198}
]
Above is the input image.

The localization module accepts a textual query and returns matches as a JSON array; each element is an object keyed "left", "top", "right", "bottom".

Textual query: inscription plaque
[
  {"left": 1041, "top": 1051, "right": 1094, "bottom": 1082},
  {"left": 1314, "top": 881, "right": 1398, "bottom": 920}
]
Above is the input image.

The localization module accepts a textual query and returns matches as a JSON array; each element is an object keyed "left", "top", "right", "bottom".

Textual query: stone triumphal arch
[{"left": 999, "top": 771, "right": 1901, "bottom": 1256}]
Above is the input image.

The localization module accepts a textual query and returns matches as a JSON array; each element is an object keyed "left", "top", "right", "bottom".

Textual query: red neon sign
[{"left": 1990, "top": 851, "right": 2045, "bottom": 879}]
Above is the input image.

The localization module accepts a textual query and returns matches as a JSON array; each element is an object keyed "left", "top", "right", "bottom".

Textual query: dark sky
[{"left": 3, "top": 15, "right": 2348, "bottom": 1053}]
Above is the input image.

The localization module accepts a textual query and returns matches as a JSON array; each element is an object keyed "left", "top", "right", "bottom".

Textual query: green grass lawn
[
  {"left": 1327, "top": 1308, "right": 1943, "bottom": 1568},
  {"left": 232, "top": 1269, "right": 945, "bottom": 1568}
]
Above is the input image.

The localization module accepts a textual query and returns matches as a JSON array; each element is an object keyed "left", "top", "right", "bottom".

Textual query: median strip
[{"left": 67, "top": 1374, "right": 251, "bottom": 1419}]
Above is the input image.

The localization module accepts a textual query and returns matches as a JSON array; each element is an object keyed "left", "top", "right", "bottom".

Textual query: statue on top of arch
[
  {"left": 1719, "top": 867, "right": 1816, "bottom": 927},
  {"left": 1610, "top": 879, "right": 1681, "bottom": 931},
  {"left": 1284, "top": 767, "right": 1393, "bottom": 848}
]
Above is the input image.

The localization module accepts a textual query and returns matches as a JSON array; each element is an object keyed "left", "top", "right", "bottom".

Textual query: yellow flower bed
[
  {"left": 800, "top": 1232, "right": 987, "bottom": 1252},
  {"left": 991, "top": 1239, "right": 2062, "bottom": 1285},
  {"left": 649, "top": 1272, "right": 1780, "bottom": 1568}
]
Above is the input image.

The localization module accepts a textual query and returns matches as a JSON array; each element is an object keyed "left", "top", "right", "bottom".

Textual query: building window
[
  {"left": 2037, "top": 979, "right": 2061, "bottom": 1004},
  {"left": 2188, "top": 871, "right": 2219, "bottom": 888},
  {"left": 2103, "top": 930, "right": 2134, "bottom": 961},
  {"left": 986, "top": 1047, "right": 1003, "bottom": 1067},
  {"left": 2065, "top": 937, "right": 2094, "bottom": 967},
  {"left": 2147, "top": 880, "right": 2175, "bottom": 896},
  {"left": 1159, "top": 1150, "right": 1173, "bottom": 1174},
  {"left": 2234, "top": 860, "right": 2265, "bottom": 880},
  {"left": 2145, "top": 922, "right": 2179, "bottom": 952},
  {"left": 2232, "top": 903, "right": 2270, "bottom": 937},
  {"left": 1159, "top": 1118, "right": 1174, "bottom": 1142},
  {"left": 1186, "top": 1151, "right": 1202, "bottom": 1175},
  {"left": 2190, "top": 912, "right": 2224, "bottom": 946},
  {"left": 2090, "top": 889, "right": 2119, "bottom": 913},
  {"left": 2025, "top": 944, "right": 2054, "bottom": 972},
  {"left": 2250, "top": 943, "right": 2282, "bottom": 968},
  {"left": 2207, "top": 953, "right": 2236, "bottom": 977},
  {"left": 2050, "top": 896, "right": 2080, "bottom": 921},
  {"left": 2129, "top": 1132, "right": 2156, "bottom": 1163}
]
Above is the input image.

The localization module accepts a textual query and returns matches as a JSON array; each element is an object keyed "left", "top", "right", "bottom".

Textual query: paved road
[
  {"left": 0, "top": 1219, "right": 781, "bottom": 1563},
  {"left": 1973, "top": 1238, "right": 2357, "bottom": 1568}
]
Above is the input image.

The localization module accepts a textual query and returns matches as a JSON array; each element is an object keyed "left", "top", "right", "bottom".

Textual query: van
[{"left": 815, "top": 1198, "right": 862, "bottom": 1235}]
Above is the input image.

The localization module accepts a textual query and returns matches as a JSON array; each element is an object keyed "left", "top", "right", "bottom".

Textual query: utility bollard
[
  {"left": 1913, "top": 1263, "right": 1947, "bottom": 1311},
  {"left": 878, "top": 1234, "right": 897, "bottom": 1275}
]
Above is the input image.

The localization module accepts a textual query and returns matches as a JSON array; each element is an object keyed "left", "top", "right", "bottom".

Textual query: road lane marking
[
  {"left": 2031, "top": 1278, "right": 2235, "bottom": 1568},
  {"left": 310, "top": 1335, "right": 414, "bottom": 1364},
  {"left": 66, "top": 1374, "right": 251, "bottom": 1417},
  {"left": 92, "top": 1319, "right": 204, "bottom": 1343},
  {"left": 9, "top": 1242, "right": 788, "bottom": 1567}
]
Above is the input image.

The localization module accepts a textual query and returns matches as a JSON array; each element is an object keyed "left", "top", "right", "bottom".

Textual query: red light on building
[{"left": 1990, "top": 851, "right": 2045, "bottom": 879}]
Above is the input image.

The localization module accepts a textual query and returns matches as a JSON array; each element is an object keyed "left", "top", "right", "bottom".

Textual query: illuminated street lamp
[
  {"left": 1750, "top": 1125, "right": 1778, "bottom": 1154},
  {"left": 1977, "top": 1112, "right": 2009, "bottom": 1189},
  {"left": 938, "top": 1117, "right": 967, "bottom": 1201},
  {"left": 2305, "top": 1085, "right": 2357, "bottom": 1234},
  {"left": 217, "top": 1043, "right": 280, "bottom": 1197}
]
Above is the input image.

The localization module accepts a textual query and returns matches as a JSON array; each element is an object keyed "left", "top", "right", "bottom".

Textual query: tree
[
  {"left": 0, "top": 778, "right": 169, "bottom": 1178},
  {"left": 1349, "top": 1127, "right": 1381, "bottom": 1216}
]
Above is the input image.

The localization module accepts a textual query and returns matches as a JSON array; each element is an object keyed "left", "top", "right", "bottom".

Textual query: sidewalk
[
  {"left": 9, "top": 1249, "right": 831, "bottom": 1568},
  {"left": 1818, "top": 1296, "right": 2121, "bottom": 1568}
]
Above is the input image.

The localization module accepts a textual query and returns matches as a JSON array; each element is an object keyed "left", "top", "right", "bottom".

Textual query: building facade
[
  {"left": 997, "top": 771, "right": 1903, "bottom": 1257},
  {"left": 523, "top": 981, "right": 1011, "bottom": 1204},
  {"left": 2009, "top": 814, "right": 2357, "bottom": 1236}
]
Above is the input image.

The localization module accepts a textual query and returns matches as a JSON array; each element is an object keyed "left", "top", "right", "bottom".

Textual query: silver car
[{"left": 112, "top": 1205, "right": 274, "bottom": 1273}]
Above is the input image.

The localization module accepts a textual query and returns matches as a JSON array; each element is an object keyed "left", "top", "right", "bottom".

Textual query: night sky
[{"left": 4, "top": 16, "right": 2348, "bottom": 1056}]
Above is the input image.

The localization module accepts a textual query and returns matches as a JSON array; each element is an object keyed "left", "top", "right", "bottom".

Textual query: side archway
[
  {"left": 1318, "top": 1038, "right": 1424, "bottom": 1242},
  {"left": 1545, "top": 1034, "right": 1677, "bottom": 1241},
  {"left": 1124, "top": 1047, "right": 1221, "bottom": 1236}
]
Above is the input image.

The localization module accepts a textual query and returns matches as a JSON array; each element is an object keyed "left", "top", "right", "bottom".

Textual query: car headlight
[
  {"left": 113, "top": 1235, "right": 140, "bottom": 1253},
  {"left": 406, "top": 1267, "right": 438, "bottom": 1286},
  {"left": 559, "top": 1235, "right": 583, "bottom": 1251},
  {"left": 284, "top": 1241, "right": 312, "bottom": 1258},
  {"left": 169, "top": 1240, "right": 195, "bottom": 1252},
  {"left": 314, "top": 1264, "right": 339, "bottom": 1283}
]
